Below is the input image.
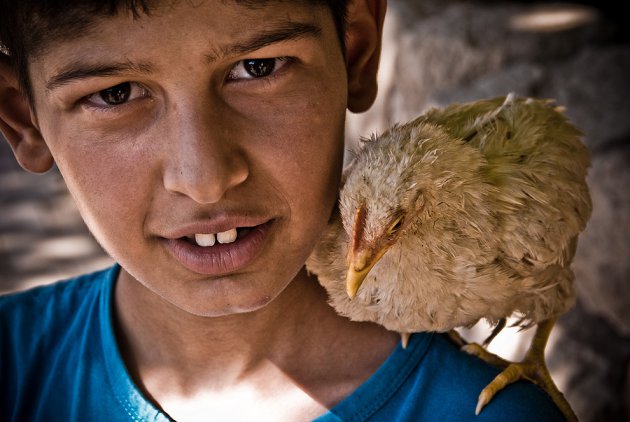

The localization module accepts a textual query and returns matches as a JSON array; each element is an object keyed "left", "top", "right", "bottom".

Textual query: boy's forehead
[
  {"left": 30, "top": 0, "right": 327, "bottom": 59},
  {"left": 28, "top": 0, "right": 334, "bottom": 96}
]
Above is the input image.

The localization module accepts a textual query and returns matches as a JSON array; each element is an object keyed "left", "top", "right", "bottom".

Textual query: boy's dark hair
[{"left": 0, "top": 0, "right": 349, "bottom": 102}]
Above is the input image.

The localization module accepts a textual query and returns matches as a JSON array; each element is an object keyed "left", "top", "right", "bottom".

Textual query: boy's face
[{"left": 26, "top": 1, "right": 350, "bottom": 316}]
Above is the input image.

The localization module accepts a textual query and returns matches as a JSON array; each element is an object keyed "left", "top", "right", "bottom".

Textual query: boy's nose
[{"left": 162, "top": 108, "right": 249, "bottom": 204}]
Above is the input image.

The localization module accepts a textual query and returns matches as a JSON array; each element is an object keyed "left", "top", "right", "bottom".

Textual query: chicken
[{"left": 306, "top": 94, "right": 592, "bottom": 421}]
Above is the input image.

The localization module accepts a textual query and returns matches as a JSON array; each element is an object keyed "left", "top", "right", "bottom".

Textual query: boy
[{"left": 0, "top": 0, "right": 564, "bottom": 420}]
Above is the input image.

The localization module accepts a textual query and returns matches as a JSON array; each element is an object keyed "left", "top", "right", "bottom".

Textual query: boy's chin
[
  {"left": 187, "top": 296, "right": 277, "bottom": 318},
  {"left": 159, "top": 282, "right": 284, "bottom": 319}
]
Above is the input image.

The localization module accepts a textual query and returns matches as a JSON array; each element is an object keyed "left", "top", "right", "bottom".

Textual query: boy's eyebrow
[
  {"left": 46, "top": 61, "right": 154, "bottom": 91},
  {"left": 207, "top": 21, "right": 323, "bottom": 62},
  {"left": 45, "top": 20, "right": 323, "bottom": 91}
]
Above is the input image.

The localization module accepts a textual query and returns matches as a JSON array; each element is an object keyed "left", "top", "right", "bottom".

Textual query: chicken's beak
[
  {"left": 346, "top": 204, "right": 389, "bottom": 298},
  {"left": 346, "top": 247, "right": 388, "bottom": 299}
]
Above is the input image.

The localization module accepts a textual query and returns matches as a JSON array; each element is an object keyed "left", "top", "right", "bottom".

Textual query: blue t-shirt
[{"left": 0, "top": 265, "right": 564, "bottom": 421}]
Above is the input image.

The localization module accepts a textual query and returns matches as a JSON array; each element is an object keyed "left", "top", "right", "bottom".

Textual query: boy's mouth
[
  {"left": 164, "top": 220, "right": 273, "bottom": 275},
  {"left": 182, "top": 227, "right": 253, "bottom": 247}
]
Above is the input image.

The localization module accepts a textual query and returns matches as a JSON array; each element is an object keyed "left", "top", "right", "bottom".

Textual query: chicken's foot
[{"left": 469, "top": 318, "right": 577, "bottom": 421}]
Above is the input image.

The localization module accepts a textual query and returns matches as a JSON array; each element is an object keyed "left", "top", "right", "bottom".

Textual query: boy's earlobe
[
  {"left": 0, "top": 56, "right": 53, "bottom": 173},
  {"left": 345, "top": 0, "right": 387, "bottom": 113}
]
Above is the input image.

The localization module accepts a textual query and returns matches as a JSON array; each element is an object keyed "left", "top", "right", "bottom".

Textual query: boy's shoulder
[
  {"left": 0, "top": 264, "right": 170, "bottom": 421},
  {"left": 320, "top": 331, "right": 565, "bottom": 421},
  {"left": 411, "top": 333, "right": 565, "bottom": 420},
  {"left": 0, "top": 265, "right": 115, "bottom": 314},
  {"left": 0, "top": 265, "right": 118, "bottom": 351}
]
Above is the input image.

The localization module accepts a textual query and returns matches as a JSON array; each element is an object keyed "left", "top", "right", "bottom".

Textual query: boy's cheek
[
  {"left": 38, "top": 62, "right": 346, "bottom": 210},
  {"left": 247, "top": 103, "right": 345, "bottom": 199}
]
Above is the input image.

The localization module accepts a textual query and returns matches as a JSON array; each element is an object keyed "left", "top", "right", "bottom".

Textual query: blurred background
[{"left": 1, "top": 0, "right": 629, "bottom": 420}]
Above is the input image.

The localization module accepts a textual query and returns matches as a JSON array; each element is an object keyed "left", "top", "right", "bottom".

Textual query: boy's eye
[
  {"left": 244, "top": 58, "right": 276, "bottom": 78},
  {"left": 84, "top": 82, "right": 148, "bottom": 107},
  {"left": 100, "top": 83, "right": 131, "bottom": 105},
  {"left": 227, "top": 57, "right": 290, "bottom": 81}
]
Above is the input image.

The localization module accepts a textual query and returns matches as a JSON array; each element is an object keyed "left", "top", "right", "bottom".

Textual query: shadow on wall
[{"left": 0, "top": 137, "right": 112, "bottom": 293}]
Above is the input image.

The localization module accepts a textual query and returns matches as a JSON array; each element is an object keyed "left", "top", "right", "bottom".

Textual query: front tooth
[
  {"left": 217, "top": 228, "right": 238, "bottom": 244},
  {"left": 195, "top": 233, "right": 216, "bottom": 247}
]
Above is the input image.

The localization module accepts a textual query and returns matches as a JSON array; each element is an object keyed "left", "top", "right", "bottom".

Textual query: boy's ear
[
  {"left": 344, "top": 0, "right": 387, "bottom": 113},
  {"left": 0, "top": 55, "right": 53, "bottom": 173}
]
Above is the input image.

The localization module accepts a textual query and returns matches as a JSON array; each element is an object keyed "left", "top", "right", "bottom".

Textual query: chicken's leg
[
  {"left": 482, "top": 318, "right": 506, "bottom": 348},
  {"left": 465, "top": 318, "right": 577, "bottom": 421},
  {"left": 446, "top": 318, "right": 506, "bottom": 350}
]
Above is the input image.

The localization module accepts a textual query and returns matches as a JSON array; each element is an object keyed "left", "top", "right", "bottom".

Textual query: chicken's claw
[
  {"left": 400, "top": 332, "right": 411, "bottom": 349},
  {"left": 461, "top": 342, "right": 510, "bottom": 367},
  {"left": 466, "top": 319, "right": 577, "bottom": 421},
  {"left": 446, "top": 329, "right": 468, "bottom": 348},
  {"left": 475, "top": 359, "right": 576, "bottom": 421}
]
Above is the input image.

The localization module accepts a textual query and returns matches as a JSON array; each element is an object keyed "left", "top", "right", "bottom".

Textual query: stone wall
[{"left": 345, "top": 1, "right": 630, "bottom": 420}]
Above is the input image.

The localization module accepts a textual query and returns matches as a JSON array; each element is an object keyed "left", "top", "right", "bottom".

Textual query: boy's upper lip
[{"left": 161, "top": 213, "right": 274, "bottom": 239}]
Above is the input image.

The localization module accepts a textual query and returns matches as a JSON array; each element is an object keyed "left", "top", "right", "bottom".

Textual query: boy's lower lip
[{"left": 162, "top": 220, "right": 273, "bottom": 275}]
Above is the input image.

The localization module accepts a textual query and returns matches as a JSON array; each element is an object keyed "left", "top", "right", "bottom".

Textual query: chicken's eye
[{"left": 387, "top": 216, "right": 404, "bottom": 235}]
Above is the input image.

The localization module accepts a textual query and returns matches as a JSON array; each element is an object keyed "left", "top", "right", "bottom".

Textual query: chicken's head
[{"left": 340, "top": 121, "right": 486, "bottom": 298}]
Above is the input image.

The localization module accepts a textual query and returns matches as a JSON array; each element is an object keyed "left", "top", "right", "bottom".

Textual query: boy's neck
[
  {"left": 113, "top": 266, "right": 399, "bottom": 417},
  {"left": 114, "top": 267, "right": 333, "bottom": 375}
]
